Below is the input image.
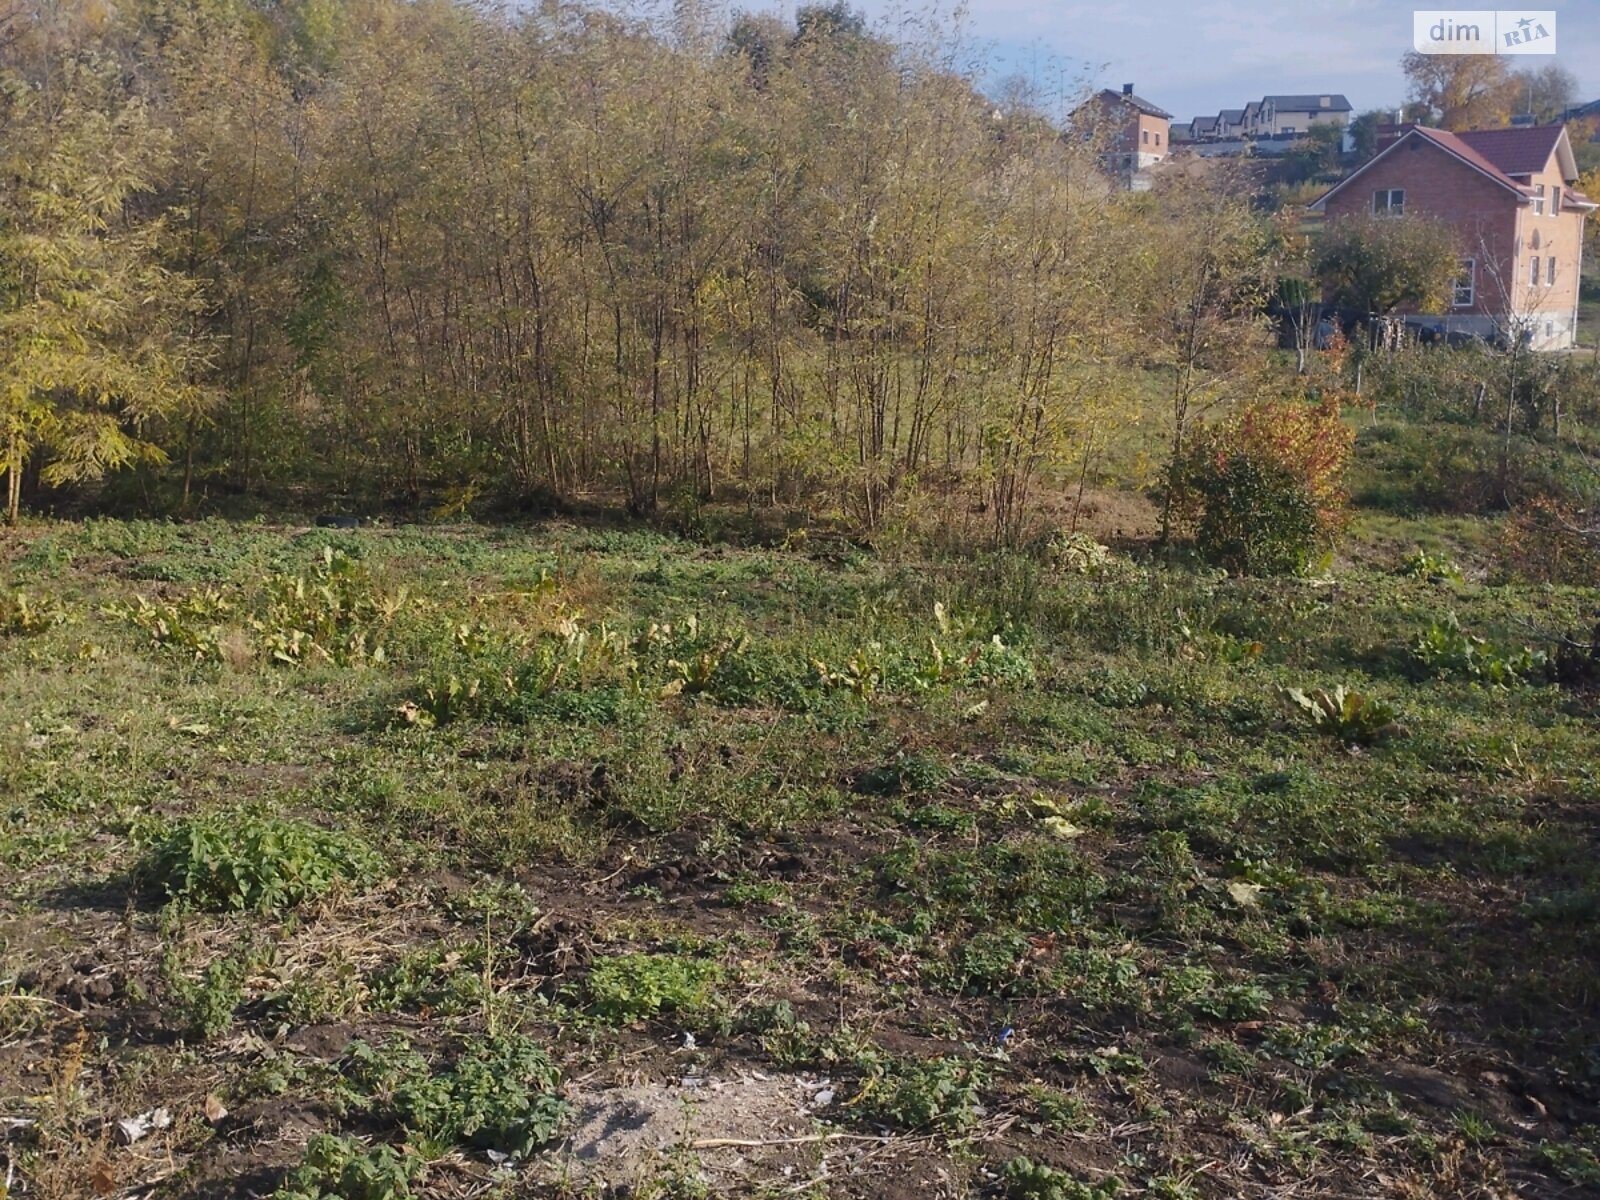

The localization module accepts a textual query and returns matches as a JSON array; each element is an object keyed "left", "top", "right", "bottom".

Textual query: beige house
[
  {"left": 1256, "top": 94, "right": 1352, "bottom": 136},
  {"left": 1309, "top": 124, "right": 1596, "bottom": 349}
]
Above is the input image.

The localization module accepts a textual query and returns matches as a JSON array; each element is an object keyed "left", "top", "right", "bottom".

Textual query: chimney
[{"left": 1122, "top": 83, "right": 1134, "bottom": 96}]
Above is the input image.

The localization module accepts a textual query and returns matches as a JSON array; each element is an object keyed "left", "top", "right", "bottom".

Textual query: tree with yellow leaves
[
  {"left": 1401, "top": 52, "right": 1520, "bottom": 131},
  {"left": 0, "top": 62, "right": 213, "bottom": 523}
]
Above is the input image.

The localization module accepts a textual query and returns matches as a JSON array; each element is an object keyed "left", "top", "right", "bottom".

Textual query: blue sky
[{"left": 842, "top": 1, "right": 1600, "bottom": 122}]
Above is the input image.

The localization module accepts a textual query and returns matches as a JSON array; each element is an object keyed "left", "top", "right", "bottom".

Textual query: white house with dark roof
[{"left": 1257, "top": 94, "right": 1353, "bottom": 136}]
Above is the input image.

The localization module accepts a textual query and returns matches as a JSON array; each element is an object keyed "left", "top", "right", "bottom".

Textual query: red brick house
[
  {"left": 1075, "top": 85, "right": 1172, "bottom": 189},
  {"left": 1309, "top": 124, "right": 1596, "bottom": 349}
]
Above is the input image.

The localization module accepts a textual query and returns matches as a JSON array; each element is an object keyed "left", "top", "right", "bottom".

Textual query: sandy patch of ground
[{"left": 543, "top": 1071, "right": 838, "bottom": 1188}]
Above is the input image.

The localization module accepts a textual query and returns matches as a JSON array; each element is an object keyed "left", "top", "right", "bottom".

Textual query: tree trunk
[{"left": 5, "top": 436, "right": 21, "bottom": 526}]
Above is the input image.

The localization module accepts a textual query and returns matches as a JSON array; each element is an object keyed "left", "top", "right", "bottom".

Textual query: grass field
[{"left": 3, "top": 432, "right": 1600, "bottom": 1199}]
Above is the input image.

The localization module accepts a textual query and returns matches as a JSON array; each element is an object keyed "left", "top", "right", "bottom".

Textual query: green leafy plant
[
  {"left": 366, "top": 944, "right": 490, "bottom": 1015},
  {"left": 647, "top": 614, "right": 750, "bottom": 697},
  {"left": 585, "top": 952, "right": 722, "bottom": 1024},
  {"left": 1048, "top": 532, "right": 1116, "bottom": 575},
  {"left": 342, "top": 1034, "right": 567, "bottom": 1158},
  {"left": 856, "top": 1055, "right": 987, "bottom": 1132},
  {"left": 1540, "top": 1135, "right": 1600, "bottom": 1187},
  {"left": 1282, "top": 685, "right": 1401, "bottom": 744},
  {"left": 399, "top": 613, "right": 631, "bottom": 727},
  {"left": 1001, "top": 1156, "right": 1122, "bottom": 1199},
  {"left": 273, "top": 1134, "right": 416, "bottom": 1200},
  {"left": 1398, "top": 548, "right": 1462, "bottom": 583},
  {"left": 164, "top": 943, "right": 256, "bottom": 1040},
  {"left": 141, "top": 812, "right": 383, "bottom": 912},
  {"left": 1177, "top": 619, "right": 1263, "bottom": 665},
  {"left": 254, "top": 547, "right": 410, "bottom": 666},
  {"left": 1413, "top": 612, "right": 1547, "bottom": 687},
  {"left": 115, "top": 588, "right": 235, "bottom": 662},
  {"left": 0, "top": 591, "right": 66, "bottom": 636}
]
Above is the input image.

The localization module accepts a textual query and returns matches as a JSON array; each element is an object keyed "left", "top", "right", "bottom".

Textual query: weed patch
[{"left": 141, "top": 812, "right": 383, "bottom": 912}]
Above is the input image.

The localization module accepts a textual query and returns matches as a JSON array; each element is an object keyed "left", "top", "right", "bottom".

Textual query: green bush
[
  {"left": 1181, "top": 453, "right": 1320, "bottom": 576},
  {"left": 141, "top": 812, "right": 383, "bottom": 912}
]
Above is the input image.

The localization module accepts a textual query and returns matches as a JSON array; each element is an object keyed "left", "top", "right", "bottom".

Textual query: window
[
  {"left": 1155, "top": 132, "right": 1161, "bottom": 146},
  {"left": 1373, "top": 188, "right": 1404, "bottom": 216},
  {"left": 1142, "top": 129, "right": 1149, "bottom": 144},
  {"left": 1548, "top": 254, "right": 1556, "bottom": 286},
  {"left": 1530, "top": 256, "right": 1541, "bottom": 286},
  {"left": 1453, "top": 259, "right": 1476, "bottom": 307},
  {"left": 1552, "top": 186, "right": 1561, "bottom": 213},
  {"left": 1534, "top": 184, "right": 1545, "bottom": 215}
]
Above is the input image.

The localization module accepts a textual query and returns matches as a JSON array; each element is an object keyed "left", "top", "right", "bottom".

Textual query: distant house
[
  {"left": 1242, "top": 100, "right": 1264, "bottom": 136},
  {"left": 1074, "top": 84, "right": 1173, "bottom": 187},
  {"left": 1216, "top": 108, "right": 1246, "bottom": 138},
  {"left": 1188, "top": 115, "right": 1219, "bottom": 141},
  {"left": 1259, "top": 94, "right": 1353, "bottom": 135},
  {"left": 1169, "top": 120, "right": 1195, "bottom": 143},
  {"left": 1562, "top": 98, "right": 1600, "bottom": 122},
  {"left": 1309, "top": 123, "right": 1597, "bottom": 349}
]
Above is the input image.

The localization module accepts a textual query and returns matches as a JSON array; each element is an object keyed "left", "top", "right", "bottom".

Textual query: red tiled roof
[
  {"left": 1452, "top": 125, "right": 1565, "bottom": 176},
  {"left": 1402, "top": 126, "right": 1534, "bottom": 195},
  {"left": 1309, "top": 123, "right": 1535, "bottom": 210}
]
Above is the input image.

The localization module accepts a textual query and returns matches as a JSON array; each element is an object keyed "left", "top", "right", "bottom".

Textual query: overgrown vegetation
[
  {"left": 4, "top": 6, "right": 1600, "bottom": 1199},
  {"left": 4, "top": 503, "right": 1597, "bottom": 1197}
]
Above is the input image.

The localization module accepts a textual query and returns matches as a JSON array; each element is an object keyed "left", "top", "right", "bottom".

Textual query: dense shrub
[
  {"left": 1168, "top": 398, "right": 1352, "bottom": 576},
  {"left": 1181, "top": 454, "right": 1319, "bottom": 576}
]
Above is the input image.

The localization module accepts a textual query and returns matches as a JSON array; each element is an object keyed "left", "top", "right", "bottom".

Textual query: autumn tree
[
  {"left": 1129, "top": 171, "right": 1273, "bottom": 540},
  {"left": 0, "top": 0, "right": 1187, "bottom": 537},
  {"left": 0, "top": 61, "right": 212, "bottom": 523},
  {"left": 1402, "top": 52, "right": 1518, "bottom": 130}
]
